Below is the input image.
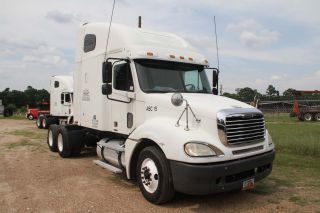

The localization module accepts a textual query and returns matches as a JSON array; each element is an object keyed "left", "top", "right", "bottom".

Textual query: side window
[
  {"left": 113, "top": 63, "right": 134, "bottom": 91},
  {"left": 61, "top": 93, "right": 64, "bottom": 104},
  {"left": 184, "top": 71, "right": 203, "bottom": 91},
  {"left": 54, "top": 81, "right": 59, "bottom": 88},
  {"left": 84, "top": 34, "right": 96, "bottom": 52},
  {"left": 65, "top": 93, "right": 71, "bottom": 103}
]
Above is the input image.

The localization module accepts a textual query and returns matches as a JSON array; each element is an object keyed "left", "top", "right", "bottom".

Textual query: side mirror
[
  {"left": 212, "top": 70, "right": 218, "bottom": 88},
  {"left": 102, "top": 83, "right": 112, "bottom": 95},
  {"left": 212, "top": 87, "right": 218, "bottom": 95},
  {"left": 102, "top": 62, "right": 112, "bottom": 83}
]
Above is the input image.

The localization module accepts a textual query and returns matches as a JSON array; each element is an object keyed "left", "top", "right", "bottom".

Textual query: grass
[
  {"left": 0, "top": 114, "right": 25, "bottom": 120},
  {"left": 289, "top": 195, "right": 309, "bottom": 206},
  {"left": 267, "top": 122, "right": 320, "bottom": 156},
  {"left": 250, "top": 114, "right": 320, "bottom": 208},
  {"left": 7, "top": 139, "right": 36, "bottom": 149},
  {"left": 8, "top": 130, "right": 46, "bottom": 139}
]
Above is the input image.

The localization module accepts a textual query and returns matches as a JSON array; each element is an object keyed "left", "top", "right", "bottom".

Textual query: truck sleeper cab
[
  {"left": 46, "top": 23, "right": 275, "bottom": 204},
  {"left": 37, "top": 76, "right": 73, "bottom": 129}
]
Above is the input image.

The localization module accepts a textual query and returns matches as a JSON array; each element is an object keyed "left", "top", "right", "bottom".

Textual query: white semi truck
[
  {"left": 36, "top": 75, "right": 73, "bottom": 129},
  {"left": 47, "top": 23, "right": 275, "bottom": 204}
]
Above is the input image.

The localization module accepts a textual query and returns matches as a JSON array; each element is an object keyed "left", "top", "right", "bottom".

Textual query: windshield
[{"left": 135, "top": 59, "right": 212, "bottom": 93}]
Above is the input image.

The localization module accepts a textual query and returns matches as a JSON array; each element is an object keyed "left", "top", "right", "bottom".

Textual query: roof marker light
[
  {"left": 180, "top": 56, "right": 185, "bottom": 60},
  {"left": 188, "top": 57, "right": 193, "bottom": 61},
  {"left": 204, "top": 59, "right": 209, "bottom": 64},
  {"left": 169, "top": 54, "right": 175, "bottom": 59},
  {"left": 147, "top": 52, "right": 154, "bottom": 57}
]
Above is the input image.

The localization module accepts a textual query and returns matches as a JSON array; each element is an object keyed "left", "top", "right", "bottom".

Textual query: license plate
[{"left": 242, "top": 178, "right": 255, "bottom": 190}]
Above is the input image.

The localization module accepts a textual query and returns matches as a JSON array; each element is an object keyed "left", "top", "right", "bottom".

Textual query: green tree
[
  {"left": 266, "top": 85, "right": 278, "bottom": 97},
  {"left": 223, "top": 92, "right": 239, "bottom": 100},
  {"left": 237, "top": 87, "right": 259, "bottom": 101},
  {"left": 283, "top": 88, "right": 295, "bottom": 97}
]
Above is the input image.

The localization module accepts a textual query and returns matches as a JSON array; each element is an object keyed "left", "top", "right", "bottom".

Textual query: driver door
[{"left": 109, "top": 61, "right": 135, "bottom": 134}]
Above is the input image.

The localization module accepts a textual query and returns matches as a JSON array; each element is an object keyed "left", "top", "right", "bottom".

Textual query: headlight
[
  {"left": 267, "top": 132, "right": 273, "bottom": 146},
  {"left": 184, "top": 142, "right": 224, "bottom": 157}
]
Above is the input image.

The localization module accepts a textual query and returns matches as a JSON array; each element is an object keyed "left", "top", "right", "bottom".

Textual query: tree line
[
  {"left": 0, "top": 86, "right": 49, "bottom": 112},
  {"left": 222, "top": 85, "right": 318, "bottom": 102}
]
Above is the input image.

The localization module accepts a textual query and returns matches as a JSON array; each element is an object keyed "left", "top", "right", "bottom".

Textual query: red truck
[{"left": 26, "top": 102, "right": 50, "bottom": 120}]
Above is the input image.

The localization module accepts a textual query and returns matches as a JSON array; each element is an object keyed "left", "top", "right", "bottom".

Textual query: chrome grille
[{"left": 217, "top": 108, "right": 266, "bottom": 146}]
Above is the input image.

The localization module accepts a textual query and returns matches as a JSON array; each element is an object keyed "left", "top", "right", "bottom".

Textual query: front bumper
[{"left": 170, "top": 149, "right": 275, "bottom": 195}]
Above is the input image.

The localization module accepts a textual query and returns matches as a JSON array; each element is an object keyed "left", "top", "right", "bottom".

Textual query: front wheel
[
  {"left": 315, "top": 113, "right": 320, "bottom": 122},
  {"left": 27, "top": 114, "right": 34, "bottom": 120},
  {"left": 136, "top": 146, "right": 174, "bottom": 204}
]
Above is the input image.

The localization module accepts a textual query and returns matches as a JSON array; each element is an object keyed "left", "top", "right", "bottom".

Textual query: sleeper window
[{"left": 84, "top": 34, "right": 96, "bottom": 52}]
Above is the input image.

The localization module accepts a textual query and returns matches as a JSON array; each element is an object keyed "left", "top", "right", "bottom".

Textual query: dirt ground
[{"left": 0, "top": 119, "right": 319, "bottom": 213}]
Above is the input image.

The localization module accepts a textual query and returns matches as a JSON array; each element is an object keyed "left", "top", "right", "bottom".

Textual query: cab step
[{"left": 93, "top": 160, "right": 122, "bottom": 174}]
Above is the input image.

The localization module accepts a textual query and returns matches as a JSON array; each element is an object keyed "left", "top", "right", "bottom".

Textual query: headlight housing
[{"left": 184, "top": 142, "right": 224, "bottom": 157}]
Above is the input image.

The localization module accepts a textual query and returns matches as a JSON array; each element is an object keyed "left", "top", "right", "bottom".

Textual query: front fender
[
  {"left": 128, "top": 117, "right": 226, "bottom": 163},
  {"left": 129, "top": 117, "right": 188, "bottom": 160}
]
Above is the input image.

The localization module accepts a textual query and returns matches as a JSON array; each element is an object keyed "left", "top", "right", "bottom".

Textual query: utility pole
[{"left": 138, "top": 16, "right": 142, "bottom": 28}]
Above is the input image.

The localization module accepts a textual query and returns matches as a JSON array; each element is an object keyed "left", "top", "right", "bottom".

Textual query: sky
[{"left": 1, "top": 0, "right": 320, "bottom": 94}]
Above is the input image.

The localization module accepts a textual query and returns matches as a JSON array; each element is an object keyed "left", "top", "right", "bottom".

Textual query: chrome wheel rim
[
  {"left": 37, "top": 118, "right": 40, "bottom": 126},
  {"left": 58, "top": 133, "right": 63, "bottom": 152},
  {"left": 28, "top": 115, "right": 33, "bottom": 120},
  {"left": 140, "top": 158, "right": 159, "bottom": 193},
  {"left": 315, "top": 114, "right": 320, "bottom": 121},
  {"left": 48, "top": 130, "right": 53, "bottom": 147},
  {"left": 42, "top": 119, "right": 46, "bottom": 127},
  {"left": 304, "top": 114, "right": 312, "bottom": 121}
]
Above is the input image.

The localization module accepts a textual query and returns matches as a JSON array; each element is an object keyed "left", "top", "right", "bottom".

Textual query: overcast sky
[{"left": 1, "top": 0, "right": 320, "bottom": 93}]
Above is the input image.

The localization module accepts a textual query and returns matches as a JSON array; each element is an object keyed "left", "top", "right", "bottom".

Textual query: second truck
[{"left": 47, "top": 23, "right": 275, "bottom": 204}]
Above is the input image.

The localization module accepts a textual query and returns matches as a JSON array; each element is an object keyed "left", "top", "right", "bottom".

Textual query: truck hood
[{"left": 144, "top": 93, "right": 253, "bottom": 119}]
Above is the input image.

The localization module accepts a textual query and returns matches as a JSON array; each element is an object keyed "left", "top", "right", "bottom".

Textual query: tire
[
  {"left": 3, "top": 109, "right": 12, "bottom": 117},
  {"left": 303, "top": 113, "right": 313, "bottom": 121},
  {"left": 315, "top": 113, "right": 320, "bottom": 122},
  {"left": 42, "top": 117, "right": 49, "bottom": 129},
  {"left": 47, "top": 125, "right": 59, "bottom": 152},
  {"left": 36, "top": 116, "right": 44, "bottom": 129},
  {"left": 136, "top": 146, "right": 174, "bottom": 204},
  {"left": 27, "top": 114, "right": 34, "bottom": 120},
  {"left": 57, "top": 126, "right": 84, "bottom": 158},
  {"left": 57, "top": 127, "right": 72, "bottom": 158}
]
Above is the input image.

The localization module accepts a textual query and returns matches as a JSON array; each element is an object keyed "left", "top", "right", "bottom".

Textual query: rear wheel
[
  {"left": 57, "top": 126, "right": 84, "bottom": 158},
  {"left": 303, "top": 113, "right": 313, "bottom": 121},
  {"left": 36, "top": 116, "right": 44, "bottom": 129},
  {"left": 47, "top": 125, "right": 59, "bottom": 152},
  {"left": 315, "top": 113, "right": 320, "bottom": 122},
  {"left": 42, "top": 117, "right": 49, "bottom": 129},
  {"left": 57, "top": 127, "right": 72, "bottom": 158},
  {"left": 136, "top": 146, "right": 174, "bottom": 204}
]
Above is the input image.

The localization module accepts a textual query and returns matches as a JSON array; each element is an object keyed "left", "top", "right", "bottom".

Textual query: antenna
[
  {"left": 214, "top": 16, "right": 220, "bottom": 95},
  {"left": 214, "top": 16, "right": 220, "bottom": 71},
  {"left": 138, "top": 16, "right": 142, "bottom": 28},
  {"left": 104, "top": 0, "right": 116, "bottom": 61}
]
